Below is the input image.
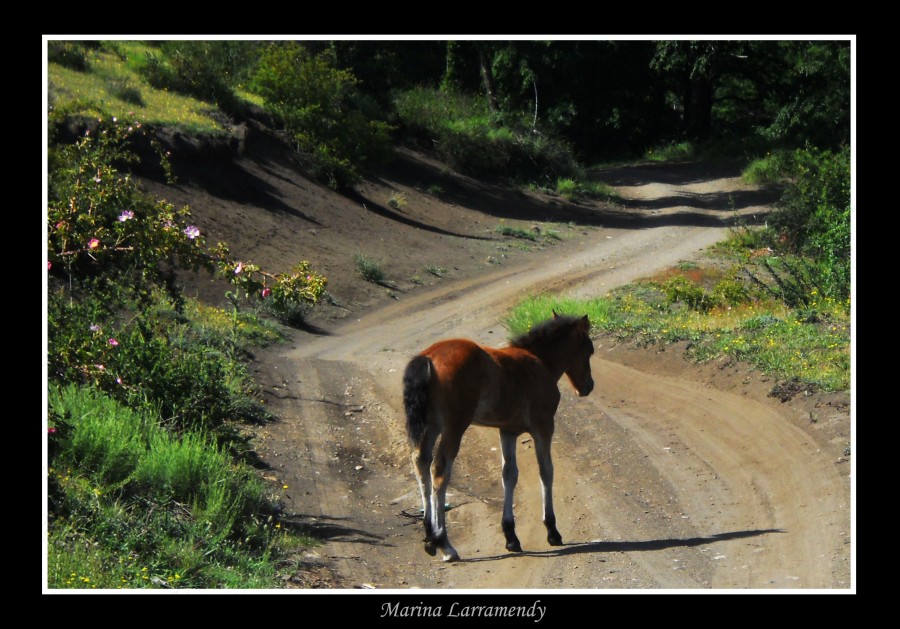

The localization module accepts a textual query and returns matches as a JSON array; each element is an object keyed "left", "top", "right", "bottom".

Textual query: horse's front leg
[
  {"left": 499, "top": 430, "right": 522, "bottom": 552},
  {"left": 533, "top": 430, "right": 563, "bottom": 546}
]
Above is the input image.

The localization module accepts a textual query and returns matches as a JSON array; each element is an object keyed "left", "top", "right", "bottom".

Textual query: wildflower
[
  {"left": 47, "top": 260, "right": 51, "bottom": 270},
  {"left": 234, "top": 262, "right": 243, "bottom": 275},
  {"left": 90, "top": 324, "right": 101, "bottom": 332},
  {"left": 88, "top": 238, "right": 100, "bottom": 250},
  {"left": 184, "top": 225, "right": 200, "bottom": 240},
  {"left": 261, "top": 287, "right": 272, "bottom": 299},
  {"left": 94, "top": 176, "right": 102, "bottom": 183},
  {"left": 118, "top": 210, "right": 134, "bottom": 222},
  {"left": 94, "top": 364, "right": 105, "bottom": 371},
  {"left": 116, "top": 377, "right": 123, "bottom": 385},
  {"left": 108, "top": 338, "right": 119, "bottom": 347},
  {"left": 282, "top": 484, "right": 288, "bottom": 490},
  {"left": 48, "top": 427, "right": 57, "bottom": 435}
]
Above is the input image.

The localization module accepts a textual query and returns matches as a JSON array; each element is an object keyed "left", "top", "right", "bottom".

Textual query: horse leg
[
  {"left": 533, "top": 431, "right": 563, "bottom": 546},
  {"left": 499, "top": 430, "right": 522, "bottom": 552},
  {"left": 429, "top": 431, "right": 461, "bottom": 562},
  {"left": 413, "top": 426, "right": 440, "bottom": 556}
]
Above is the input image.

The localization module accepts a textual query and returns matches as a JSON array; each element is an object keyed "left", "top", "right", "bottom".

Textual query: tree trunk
[{"left": 477, "top": 45, "right": 501, "bottom": 117}]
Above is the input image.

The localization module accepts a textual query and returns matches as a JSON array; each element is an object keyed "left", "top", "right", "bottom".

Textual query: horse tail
[{"left": 403, "top": 354, "right": 433, "bottom": 447}]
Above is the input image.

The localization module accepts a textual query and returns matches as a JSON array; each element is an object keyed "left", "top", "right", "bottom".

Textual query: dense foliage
[{"left": 251, "top": 43, "right": 393, "bottom": 187}]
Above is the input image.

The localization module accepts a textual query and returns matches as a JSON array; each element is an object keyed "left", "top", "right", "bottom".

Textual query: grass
[
  {"left": 742, "top": 150, "right": 795, "bottom": 184},
  {"left": 556, "top": 178, "right": 620, "bottom": 203},
  {"left": 47, "top": 385, "right": 314, "bottom": 589},
  {"left": 47, "top": 290, "right": 315, "bottom": 589},
  {"left": 424, "top": 265, "right": 448, "bottom": 277},
  {"left": 506, "top": 235, "right": 851, "bottom": 392},
  {"left": 645, "top": 141, "right": 695, "bottom": 162},
  {"left": 353, "top": 253, "right": 387, "bottom": 284},
  {"left": 48, "top": 45, "right": 227, "bottom": 135},
  {"left": 387, "top": 193, "right": 407, "bottom": 210},
  {"left": 495, "top": 225, "right": 538, "bottom": 241}
]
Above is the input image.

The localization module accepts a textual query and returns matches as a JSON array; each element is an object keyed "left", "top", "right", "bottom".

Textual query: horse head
[{"left": 557, "top": 312, "right": 594, "bottom": 397}]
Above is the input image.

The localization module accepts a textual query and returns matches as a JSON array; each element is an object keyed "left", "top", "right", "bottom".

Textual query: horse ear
[
  {"left": 580, "top": 315, "right": 590, "bottom": 332},
  {"left": 552, "top": 310, "right": 559, "bottom": 319}
]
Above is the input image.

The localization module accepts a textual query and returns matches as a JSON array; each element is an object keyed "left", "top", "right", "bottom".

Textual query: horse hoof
[
  {"left": 424, "top": 541, "right": 438, "bottom": 556},
  {"left": 442, "top": 550, "right": 460, "bottom": 563},
  {"left": 505, "top": 541, "right": 523, "bottom": 553},
  {"left": 548, "top": 532, "right": 563, "bottom": 546}
]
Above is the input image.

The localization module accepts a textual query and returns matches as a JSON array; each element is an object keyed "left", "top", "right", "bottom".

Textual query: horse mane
[{"left": 510, "top": 315, "right": 580, "bottom": 353}]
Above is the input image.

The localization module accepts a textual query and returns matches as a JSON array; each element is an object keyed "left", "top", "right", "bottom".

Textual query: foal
[{"left": 403, "top": 314, "right": 595, "bottom": 562}]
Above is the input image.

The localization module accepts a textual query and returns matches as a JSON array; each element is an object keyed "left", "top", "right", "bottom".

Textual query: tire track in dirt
[{"left": 255, "top": 165, "right": 850, "bottom": 589}]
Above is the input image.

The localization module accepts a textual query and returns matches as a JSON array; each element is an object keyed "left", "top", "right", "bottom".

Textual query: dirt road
[{"left": 251, "top": 164, "right": 852, "bottom": 590}]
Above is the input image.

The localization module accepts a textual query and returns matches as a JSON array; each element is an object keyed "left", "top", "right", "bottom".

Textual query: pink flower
[
  {"left": 118, "top": 210, "right": 134, "bottom": 222},
  {"left": 47, "top": 261, "right": 52, "bottom": 270},
  {"left": 48, "top": 427, "right": 57, "bottom": 435},
  {"left": 184, "top": 225, "right": 200, "bottom": 240},
  {"left": 261, "top": 287, "right": 272, "bottom": 299},
  {"left": 108, "top": 338, "right": 119, "bottom": 347},
  {"left": 88, "top": 238, "right": 100, "bottom": 250},
  {"left": 234, "top": 262, "right": 243, "bottom": 275},
  {"left": 94, "top": 364, "right": 105, "bottom": 371},
  {"left": 89, "top": 324, "right": 100, "bottom": 332}
]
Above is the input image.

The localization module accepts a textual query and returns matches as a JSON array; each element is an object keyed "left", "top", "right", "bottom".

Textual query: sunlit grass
[
  {"left": 48, "top": 48, "right": 226, "bottom": 135},
  {"left": 507, "top": 277, "right": 850, "bottom": 392}
]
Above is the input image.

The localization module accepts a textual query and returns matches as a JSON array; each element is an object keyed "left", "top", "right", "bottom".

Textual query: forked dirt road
[{"left": 251, "top": 164, "right": 852, "bottom": 590}]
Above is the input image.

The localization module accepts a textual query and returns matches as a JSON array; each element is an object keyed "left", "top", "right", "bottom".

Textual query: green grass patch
[
  {"left": 556, "top": 177, "right": 620, "bottom": 202},
  {"left": 495, "top": 225, "right": 538, "bottom": 241},
  {"left": 424, "top": 265, "right": 448, "bottom": 277},
  {"left": 47, "top": 385, "right": 314, "bottom": 589},
  {"left": 645, "top": 141, "right": 695, "bottom": 162},
  {"left": 507, "top": 261, "right": 850, "bottom": 392},
  {"left": 395, "top": 87, "right": 580, "bottom": 182},
  {"left": 48, "top": 47, "right": 227, "bottom": 135},
  {"left": 742, "top": 150, "right": 795, "bottom": 184},
  {"left": 353, "top": 253, "right": 387, "bottom": 284}
]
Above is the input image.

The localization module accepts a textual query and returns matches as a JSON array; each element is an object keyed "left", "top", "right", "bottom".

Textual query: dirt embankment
[{"left": 149, "top": 128, "right": 851, "bottom": 590}]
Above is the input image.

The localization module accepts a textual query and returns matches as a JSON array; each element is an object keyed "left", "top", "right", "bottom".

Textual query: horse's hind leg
[
  {"left": 430, "top": 431, "right": 462, "bottom": 562},
  {"left": 533, "top": 431, "right": 563, "bottom": 546},
  {"left": 499, "top": 430, "right": 523, "bottom": 552},
  {"left": 413, "top": 426, "right": 439, "bottom": 555}
]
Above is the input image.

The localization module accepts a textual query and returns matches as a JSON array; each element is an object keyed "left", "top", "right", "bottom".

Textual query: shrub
[
  {"left": 768, "top": 147, "right": 850, "bottom": 300},
  {"left": 353, "top": 253, "right": 386, "bottom": 283},
  {"left": 251, "top": 43, "right": 393, "bottom": 188}
]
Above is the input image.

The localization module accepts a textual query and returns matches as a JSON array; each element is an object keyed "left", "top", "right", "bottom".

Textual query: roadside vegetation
[{"left": 46, "top": 111, "right": 327, "bottom": 588}]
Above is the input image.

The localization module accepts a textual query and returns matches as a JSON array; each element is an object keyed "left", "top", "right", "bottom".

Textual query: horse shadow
[
  {"left": 280, "top": 513, "right": 391, "bottom": 547},
  {"left": 461, "top": 529, "right": 783, "bottom": 562}
]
